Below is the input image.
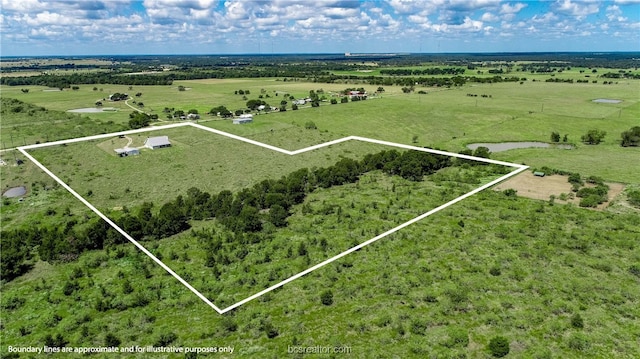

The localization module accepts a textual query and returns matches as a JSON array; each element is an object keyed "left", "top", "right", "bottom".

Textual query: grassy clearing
[{"left": 27, "top": 125, "right": 384, "bottom": 210}]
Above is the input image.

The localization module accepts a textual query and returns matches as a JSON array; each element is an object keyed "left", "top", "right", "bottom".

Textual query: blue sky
[{"left": 1, "top": 0, "right": 639, "bottom": 56}]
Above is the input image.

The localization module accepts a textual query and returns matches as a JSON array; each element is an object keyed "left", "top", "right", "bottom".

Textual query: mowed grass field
[{"left": 27, "top": 125, "right": 384, "bottom": 210}]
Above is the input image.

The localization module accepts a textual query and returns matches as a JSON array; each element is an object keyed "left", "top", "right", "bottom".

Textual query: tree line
[
  {"left": 379, "top": 67, "right": 466, "bottom": 76},
  {"left": 1, "top": 148, "right": 456, "bottom": 282}
]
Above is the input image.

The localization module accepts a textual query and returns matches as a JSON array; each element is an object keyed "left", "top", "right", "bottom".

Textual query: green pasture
[
  {"left": 200, "top": 80, "right": 637, "bottom": 182},
  {"left": 26, "top": 125, "right": 384, "bottom": 211}
]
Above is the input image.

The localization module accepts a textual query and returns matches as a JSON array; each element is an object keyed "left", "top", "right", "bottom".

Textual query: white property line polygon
[{"left": 18, "top": 122, "right": 528, "bottom": 314}]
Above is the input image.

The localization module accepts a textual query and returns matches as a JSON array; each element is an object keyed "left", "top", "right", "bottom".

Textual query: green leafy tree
[
  {"left": 620, "top": 126, "right": 640, "bottom": 147},
  {"left": 268, "top": 205, "right": 288, "bottom": 227},
  {"left": 488, "top": 336, "right": 510, "bottom": 357},
  {"left": 473, "top": 146, "right": 491, "bottom": 159},
  {"left": 581, "top": 129, "right": 606, "bottom": 145}
]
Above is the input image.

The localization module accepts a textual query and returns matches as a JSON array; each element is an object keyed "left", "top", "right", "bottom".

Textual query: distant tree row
[{"left": 380, "top": 67, "right": 466, "bottom": 76}]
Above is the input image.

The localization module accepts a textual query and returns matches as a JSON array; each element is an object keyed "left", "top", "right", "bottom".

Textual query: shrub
[
  {"left": 550, "top": 131, "right": 560, "bottom": 142},
  {"left": 2, "top": 296, "right": 26, "bottom": 310},
  {"left": 104, "top": 333, "right": 121, "bottom": 347},
  {"left": 473, "top": 146, "right": 491, "bottom": 159},
  {"left": 154, "top": 332, "right": 177, "bottom": 346},
  {"left": 62, "top": 280, "right": 79, "bottom": 296},
  {"left": 304, "top": 121, "right": 317, "bottom": 130},
  {"left": 627, "top": 189, "right": 640, "bottom": 207},
  {"left": 221, "top": 317, "right": 237, "bottom": 333},
  {"left": 490, "top": 266, "right": 502, "bottom": 276},
  {"left": 488, "top": 336, "right": 510, "bottom": 357},
  {"left": 568, "top": 173, "right": 583, "bottom": 185},
  {"left": 320, "top": 290, "right": 333, "bottom": 306},
  {"left": 122, "top": 280, "right": 134, "bottom": 294},
  {"left": 44, "top": 333, "right": 68, "bottom": 348},
  {"left": 571, "top": 313, "right": 584, "bottom": 329},
  {"left": 628, "top": 265, "right": 640, "bottom": 278},
  {"left": 568, "top": 333, "right": 589, "bottom": 351},
  {"left": 410, "top": 319, "right": 428, "bottom": 335},
  {"left": 445, "top": 327, "right": 469, "bottom": 348},
  {"left": 579, "top": 195, "right": 601, "bottom": 208}
]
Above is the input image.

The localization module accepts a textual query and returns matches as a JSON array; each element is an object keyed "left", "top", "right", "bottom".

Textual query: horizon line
[{"left": 2, "top": 51, "right": 640, "bottom": 59}]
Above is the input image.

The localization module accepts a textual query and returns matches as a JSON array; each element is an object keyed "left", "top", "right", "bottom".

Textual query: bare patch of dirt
[{"left": 494, "top": 171, "right": 625, "bottom": 210}]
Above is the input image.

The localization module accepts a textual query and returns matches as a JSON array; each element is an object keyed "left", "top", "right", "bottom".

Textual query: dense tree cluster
[
  {"left": 128, "top": 111, "right": 152, "bottom": 129},
  {"left": 581, "top": 129, "right": 607, "bottom": 145}
]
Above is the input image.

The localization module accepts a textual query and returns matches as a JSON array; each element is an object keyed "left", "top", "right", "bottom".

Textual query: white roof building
[{"left": 144, "top": 136, "right": 171, "bottom": 149}]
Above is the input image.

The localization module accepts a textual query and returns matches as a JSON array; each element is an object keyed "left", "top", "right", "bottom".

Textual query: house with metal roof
[{"left": 144, "top": 136, "right": 171, "bottom": 149}]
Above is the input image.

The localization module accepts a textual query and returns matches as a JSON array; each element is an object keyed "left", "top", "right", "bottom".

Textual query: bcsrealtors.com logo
[{"left": 287, "top": 345, "right": 352, "bottom": 354}]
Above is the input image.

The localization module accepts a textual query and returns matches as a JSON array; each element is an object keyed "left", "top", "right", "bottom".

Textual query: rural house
[{"left": 144, "top": 136, "right": 171, "bottom": 149}]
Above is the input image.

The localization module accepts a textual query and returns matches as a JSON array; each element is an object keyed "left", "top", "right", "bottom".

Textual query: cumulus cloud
[
  {"left": 554, "top": 0, "right": 599, "bottom": 19},
  {"left": 481, "top": 12, "right": 499, "bottom": 22},
  {"left": 613, "top": 0, "right": 640, "bottom": 4}
]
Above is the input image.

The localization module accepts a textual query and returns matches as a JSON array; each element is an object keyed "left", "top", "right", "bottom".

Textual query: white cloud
[
  {"left": 606, "top": 5, "right": 628, "bottom": 22},
  {"left": 481, "top": 12, "right": 499, "bottom": 22},
  {"left": 613, "top": 0, "right": 640, "bottom": 4},
  {"left": 554, "top": 0, "right": 599, "bottom": 19}
]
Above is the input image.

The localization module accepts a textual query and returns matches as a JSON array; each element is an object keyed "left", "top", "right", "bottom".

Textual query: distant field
[{"left": 3, "top": 76, "right": 638, "bottom": 184}]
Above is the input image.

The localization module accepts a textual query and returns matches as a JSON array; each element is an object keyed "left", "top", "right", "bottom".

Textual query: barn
[
  {"left": 144, "top": 136, "right": 171, "bottom": 149},
  {"left": 233, "top": 114, "right": 253, "bottom": 124}
]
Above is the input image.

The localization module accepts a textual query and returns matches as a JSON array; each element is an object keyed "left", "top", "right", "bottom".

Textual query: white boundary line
[{"left": 18, "top": 122, "right": 527, "bottom": 315}]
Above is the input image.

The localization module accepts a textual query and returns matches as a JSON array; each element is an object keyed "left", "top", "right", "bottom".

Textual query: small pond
[
  {"left": 3, "top": 186, "right": 27, "bottom": 198},
  {"left": 467, "top": 142, "right": 574, "bottom": 153},
  {"left": 592, "top": 98, "right": 622, "bottom": 104},
  {"left": 67, "top": 107, "right": 117, "bottom": 113}
]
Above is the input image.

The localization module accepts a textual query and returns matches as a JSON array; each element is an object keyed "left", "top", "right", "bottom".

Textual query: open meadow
[{"left": 1, "top": 60, "right": 639, "bottom": 358}]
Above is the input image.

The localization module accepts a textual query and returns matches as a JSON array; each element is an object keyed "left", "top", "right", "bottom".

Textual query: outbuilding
[
  {"left": 233, "top": 114, "right": 253, "bottom": 124},
  {"left": 114, "top": 148, "right": 140, "bottom": 157}
]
